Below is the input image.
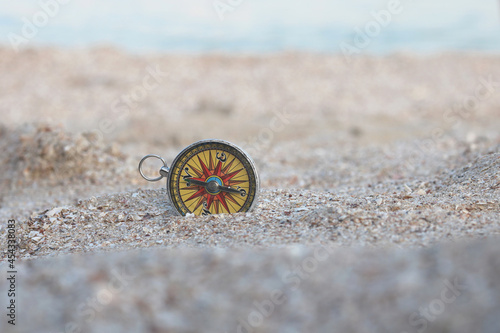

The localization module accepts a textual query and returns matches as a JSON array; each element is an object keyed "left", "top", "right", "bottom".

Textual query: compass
[{"left": 139, "top": 139, "right": 259, "bottom": 216}]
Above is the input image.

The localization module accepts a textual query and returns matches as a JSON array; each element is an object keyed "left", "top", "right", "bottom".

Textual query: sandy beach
[{"left": 0, "top": 47, "right": 499, "bottom": 332}]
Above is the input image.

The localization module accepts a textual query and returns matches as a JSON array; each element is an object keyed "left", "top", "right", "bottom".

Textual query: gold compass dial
[{"left": 168, "top": 140, "right": 258, "bottom": 216}]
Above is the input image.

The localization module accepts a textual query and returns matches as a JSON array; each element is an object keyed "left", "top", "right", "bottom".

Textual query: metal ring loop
[{"left": 138, "top": 154, "right": 167, "bottom": 182}]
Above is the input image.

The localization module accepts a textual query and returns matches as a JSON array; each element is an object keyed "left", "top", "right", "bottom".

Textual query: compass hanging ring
[
  {"left": 138, "top": 139, "right": 260, "bottom": 216},
  {"left": 138, "top": 154, "right": 169, "bottom": 182}
]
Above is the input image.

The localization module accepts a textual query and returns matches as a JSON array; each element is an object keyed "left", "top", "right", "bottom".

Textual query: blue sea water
[{"left": 0, "top": 0, "right": 499, "bottom": 54}]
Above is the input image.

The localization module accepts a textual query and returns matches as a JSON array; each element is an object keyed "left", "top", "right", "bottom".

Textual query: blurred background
[
  {"left": 1, "top": 3, "right": 500, "bottom": 333},
  {"left": 1, "top": 0, "right": 499, "bottom": 53}
]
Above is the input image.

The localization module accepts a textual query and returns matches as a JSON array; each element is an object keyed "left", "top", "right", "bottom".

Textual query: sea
[{"left": 0, "top": 0, "right": 499, "bottom": 54}]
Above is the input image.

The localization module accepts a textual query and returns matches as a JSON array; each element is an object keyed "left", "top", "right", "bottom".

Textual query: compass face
[{"left": 167, "top": 140, "right": 259, "bottom": 216}]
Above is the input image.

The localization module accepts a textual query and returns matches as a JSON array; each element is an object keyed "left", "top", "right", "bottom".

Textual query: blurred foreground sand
[{"left": 0, "top": 47, "right": 499, "bottom": 332}]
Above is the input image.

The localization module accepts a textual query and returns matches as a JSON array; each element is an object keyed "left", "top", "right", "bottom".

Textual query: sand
[{"left": 0, "top": 47, "right": 499, "bottom": 332}]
